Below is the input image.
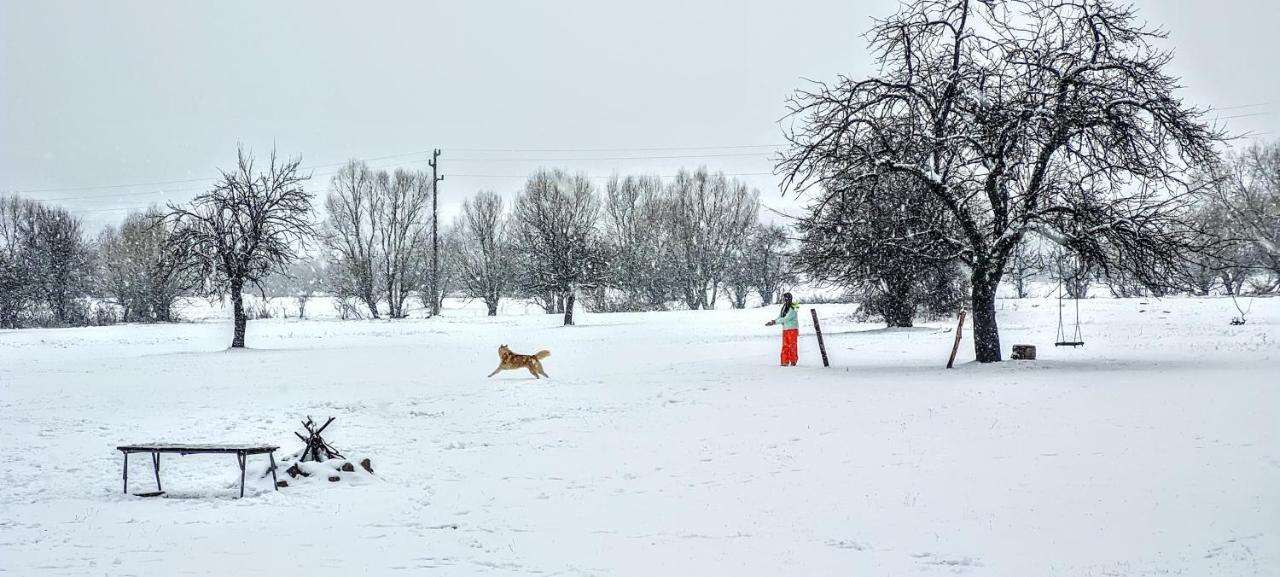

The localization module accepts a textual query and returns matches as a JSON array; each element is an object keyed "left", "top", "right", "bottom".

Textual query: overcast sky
[{"left": 2, "top": 0, "right": 1277, "bottom": 230}]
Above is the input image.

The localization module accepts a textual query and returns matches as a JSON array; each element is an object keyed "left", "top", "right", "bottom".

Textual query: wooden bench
[{"left": 117, "top": 443, "right": 279, "bottom": 498}]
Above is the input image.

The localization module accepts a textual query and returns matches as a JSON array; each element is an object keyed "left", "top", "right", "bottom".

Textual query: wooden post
[
  {"left": 237, "top": 452, "right": 247, "bottom": 498},
  {"left": 269, "top": 452, "right": 279, "bottom": 490},
  {"left": 809, "top": 308, "right": 830, "bottom": 367},
  {"left": 946, "top": 310, "right": 967, "bottom": 369}
]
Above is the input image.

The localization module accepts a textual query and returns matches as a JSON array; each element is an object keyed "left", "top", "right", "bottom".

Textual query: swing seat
[{"left": 1054, "top": 341, "right": 1085, "bottom": 347}]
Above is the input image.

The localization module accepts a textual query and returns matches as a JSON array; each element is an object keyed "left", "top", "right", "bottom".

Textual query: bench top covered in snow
[{"left": 116, "top": 443, "right": 278, "bottom": 454}]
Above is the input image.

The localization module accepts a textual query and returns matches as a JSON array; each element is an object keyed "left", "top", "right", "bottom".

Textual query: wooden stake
[
  {"left": 946, "top": 310, "right": 967, "bottom": 369},
  {"left": 809, "top": 308, "right": 830, "bottom": 367}
]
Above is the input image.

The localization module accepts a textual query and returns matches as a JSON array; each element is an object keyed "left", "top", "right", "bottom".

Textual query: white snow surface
[{"left": 1, "top": 296, "right": 1277, "bottom": 576}]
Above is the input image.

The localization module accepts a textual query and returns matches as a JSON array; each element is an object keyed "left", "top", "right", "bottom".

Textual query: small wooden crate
[{"left": 1011, "top": 344, "right": 1037, "bottom": 360}]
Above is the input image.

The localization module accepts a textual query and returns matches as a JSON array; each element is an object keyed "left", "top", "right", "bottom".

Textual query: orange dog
[{"left": 487, "top": 345, "right": 552, "bottom": 379}]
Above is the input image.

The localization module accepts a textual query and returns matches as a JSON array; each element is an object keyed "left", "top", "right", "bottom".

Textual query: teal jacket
[{"left": 775, "top": 303, "right": 800, "bottom": 330}]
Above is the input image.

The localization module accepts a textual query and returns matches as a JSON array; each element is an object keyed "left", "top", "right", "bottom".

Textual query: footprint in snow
[{"left": 825, "top": 539, "right": 868, "bottom": 551}]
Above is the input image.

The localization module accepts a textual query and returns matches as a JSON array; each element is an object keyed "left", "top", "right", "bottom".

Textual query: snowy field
[{"left": 1, "top": 296, "right": 1276, "bottom": 576}]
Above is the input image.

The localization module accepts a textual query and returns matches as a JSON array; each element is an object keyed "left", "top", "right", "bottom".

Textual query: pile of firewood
[
  {"left": 295, "top": 416, "right": 342, "bottom": 462},
  {"left": 272, "top": 416, "right": 375, "bottom": 487}
]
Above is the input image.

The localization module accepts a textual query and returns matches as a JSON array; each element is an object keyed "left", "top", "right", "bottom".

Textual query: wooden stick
[
  {"left": 946, "top": 310, "right": 967, "bottom": 369},
  {"left": 809, "top": 308, "right": 830, "bottom": 367}
]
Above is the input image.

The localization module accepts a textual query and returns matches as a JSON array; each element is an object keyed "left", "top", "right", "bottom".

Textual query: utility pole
[{"left": 428, "top": 149, "right": 443, "bottom": 317}]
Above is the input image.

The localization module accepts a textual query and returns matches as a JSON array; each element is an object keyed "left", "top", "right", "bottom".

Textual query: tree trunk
[
  {"left": 882, "top": 278, "right": 915, "bottom": 328},
  {"left": 230, "top": 278, "right": 247, "bottom": 348},
  {"left": 683, "top": 288, "right": 699, "bottom": 310},
  {"left": 970, "top": 269, "right": 1002, "bottom": 363},
  {"left": 759, "top": 288, "right": 774, "bottom": 307},
  {"left": 387, "top": 279, "right": 400, "bottom": 318},
  {"left": 485, "top": 295, "right": 499, "bottom": 316},
  {"left": 563, "top": 291, "right": 576, "bottom": 326}
]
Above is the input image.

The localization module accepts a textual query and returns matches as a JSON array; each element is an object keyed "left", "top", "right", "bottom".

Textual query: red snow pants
[{"left": 781, "top": 329, "right": 799, "bottom": 366}]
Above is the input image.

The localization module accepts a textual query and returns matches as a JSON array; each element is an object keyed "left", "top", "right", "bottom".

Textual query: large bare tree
[
  {"left": 454, "top": 191, "right": 511, "bottom": 316},
  {"left": 322, "top": 162, "right": 433, "bottom": 319},
  {"left": 375, "top": 168, "right": 432, "bottom": 318},
  {"left": 780, "top": 0, "right": 1221, "bottom": 361},
  {"left": 0, "top": 195, "right": 95, "bottom": 327},
  {"left": 166, "top": 146, "right": 314, "bottom": 348},
  {"left": 511, "top": 169, "right": 608, "bottom": 326},
  {"left": 321, "top": 161, "right": 381, "bottom": 318},
  {"left": 97, "top": 207, "right": 192, "bottom": 322},
  {"left": 602, "top": 174, "right": 674, "bottom": 309},
  {"left": 666, "top": 168, "right": 759, "bottom": 310}
]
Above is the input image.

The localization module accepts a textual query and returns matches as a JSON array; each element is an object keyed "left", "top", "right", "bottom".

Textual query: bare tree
[
  {"left": 511, "top": 169, "right": 608, "bottom": 326},
  {"left": 166, "top": 146, "right": 314, "bottom": 348},
  {"left": 321, "top": 161, "right": 381, "bottom": 318},
  {"left": 795, "top": 172, "right": 958, "bottom": 327},
  {"left": 747, "top": 223, "right": 795, "bottom": 307},
  {"left": 1005, "top": 240, "right": 1046, "bottom": 299},
  {"left": 375, "top": 169, "right": 432, "bottom": 318},
  {"left": 1211, "top": 141, "right": 1280, "bottom": 290},
  {"left": 412, "top": 224, "right": 460, "bottom": 314},
  {"left": 38, "top": 208, "right": 95, "bottom": 325},
  {"left": 0, "top": 195, "right": 95, "bottom": 327},
  {"left": 97, "top": 207, "right": 191, "bottom": 322},
  {"left": 0, "top": 195, "right": 42, "bottom": 328},
  {"left": 781, "top": 0, "right": 1221, "bottom": 361},
  {"left": 454, "top": 191, "right": 511, "bottom": 316},
  {"left": 1049, "top": 249, "right": 1093, "bottom": 300},
  {"left": 601, "top": 174, "right": 676, "bottom": 310},
  {"left": 723, "top": 223, "right": 796, "bottom": 309},
  {"left": 666, "top": 168, "right": 759, "bottom": 309}
]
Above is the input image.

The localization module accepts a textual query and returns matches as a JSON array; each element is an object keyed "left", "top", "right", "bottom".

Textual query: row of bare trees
[
  {"left": 447, "top": 168, "right": 786, "bottom": 325},
  {"left": 320, "top": 160, "right": 436, "bottom": 319},
  {"left": 0, "top": 197, "right": 204, "bottom": 329},
  {"left": 1, "top": 145, "right": 789, "bottom": 346}
]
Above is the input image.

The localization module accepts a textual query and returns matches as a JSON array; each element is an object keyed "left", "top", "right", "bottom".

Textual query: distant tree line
[
  {"left": 451, "top": 167, "right": 788, "bottom": 325},
  {"left": 0, "top": 149, "right": 796, "bottom": 345}
]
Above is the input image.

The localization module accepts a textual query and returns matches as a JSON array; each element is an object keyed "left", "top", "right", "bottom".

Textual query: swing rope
[{"left": 1055, "top": 278, "right": 1085, "bottom": 347}]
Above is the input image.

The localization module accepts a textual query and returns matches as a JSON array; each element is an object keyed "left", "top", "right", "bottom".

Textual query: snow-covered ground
[{"left": 1, "top": 296, "right": 1276, "bottom": 576}]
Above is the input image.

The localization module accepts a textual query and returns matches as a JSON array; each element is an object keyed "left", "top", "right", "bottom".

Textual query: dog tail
[{"left": 535, "top": 350, "right": 551, "bottom": 360}]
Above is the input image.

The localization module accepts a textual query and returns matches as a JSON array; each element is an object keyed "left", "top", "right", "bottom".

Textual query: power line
[
  {"left": 450, "top": 144, "right": 783, "bottom": 153},
  {"left": 5, "top": 145, "right": 783, "bottom": 196},
  {"left": 448, "top": 152, "right": 773, "bottom": 162},
  {"left": 448, "top": 171, "right": 776, "bottom": 179},
  {"left": 65, "top": 171, "right": 782, "bottom": 216},
  {"left": 1211, "top": 111, "right": 1276, "bottom": 121},
  {"left": 30, "top": 155, "right": 438, "bottom": 202},
  {"left": 1211, "top": 101, "right": 1275, "bottom": 112}
]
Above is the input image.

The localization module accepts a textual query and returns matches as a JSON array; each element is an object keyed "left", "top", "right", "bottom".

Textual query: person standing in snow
[{"left": 765, "top": 292, "right": 800, "bottom": 366}]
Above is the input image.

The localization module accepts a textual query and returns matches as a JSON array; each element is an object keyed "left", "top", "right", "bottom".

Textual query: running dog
[{"left": 487, "top": 345, "right": 552, "bottom": 379}]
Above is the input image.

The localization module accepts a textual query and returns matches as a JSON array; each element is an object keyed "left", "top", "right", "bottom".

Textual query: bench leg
[
  {"left": 152, "top": 452, "right": 162, "bottom": 492},
  {"left": 122, "top": 452, "right": 128, "bottom": 494},
  {"left": 268, "top": 452, "right": 279, "bottom": 490},
  {"left": 237, "top": 452, "right": 247, "bottom": 498}
]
